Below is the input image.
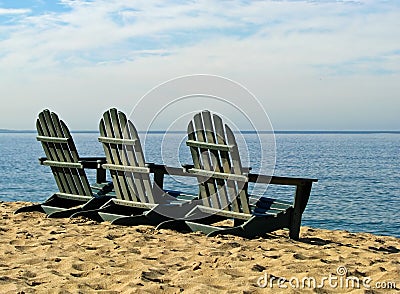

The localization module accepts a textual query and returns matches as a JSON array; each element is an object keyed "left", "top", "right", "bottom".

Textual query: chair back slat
[
  {"left": 212, "top": 114, "right": 241, "bottom": 212},
  {"left": 99, "top": 112, "right": 125, "bottom": 200},
  {"left": 58, "top": 115, "right": 92, "bottom": 196},
  {"left": 37, "top": 113, "right": 67, "bottom": 194},
  {"left": 36, "top": 109, "right": 92, "bottom": 196},
  {"left": 111, "top": 108, "right": 136, "bottom": 202},
  {"left": 119, "top": 111, "right": 154, "bottom": 203},
  {"left": 193, "top": 113, "right": 219, "bottom": 208},
  {"left": 99, "top": 108, "right": 154, "bottom": 203},
  {"left": 202, "top": 111, "right": 230, "bottom": 211},
  {"left": 225, "top": 125, "right": 250, "bottom": 213},
  {"left": 100, "top": 109, "right": 132, "bottom": 201},
  {"left": 187, "top": 121, "right": 209, "bottom": 207},
  {"left": 187, "top": 110, "right": 250, "bottom": 214}
]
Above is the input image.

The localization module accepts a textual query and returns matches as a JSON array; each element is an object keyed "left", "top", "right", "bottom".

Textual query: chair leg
[
  {"left": 70, "top": 207, "right": 109, "bottom": 222},
  {"left": 70, "top": 198, "right": 117, "bottom": 222},
  {"left": 50, "top": 195, "right": 113, "bottom": 218},
  {"left": 111, "top": 209, "right": 169, "bottom": 226},
  {"left": 156, "top": 220, "right": 192, "bottom": 232},
  {"left": 47, "top": 194, "right": 113, "bottom": 218},
  {"left": 81, "top": 195, "right": 114, "bottom": 210},
  {"left": 48, "top": 207, "right": 82, "bottom": 218},
  {"left": 14, "top": 203, "right": 45, "bottom": 214}
]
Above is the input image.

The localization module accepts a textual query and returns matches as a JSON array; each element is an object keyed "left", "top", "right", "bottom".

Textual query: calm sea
[{"left": 1, "top": 132, "right": 399, "bottom": 238}]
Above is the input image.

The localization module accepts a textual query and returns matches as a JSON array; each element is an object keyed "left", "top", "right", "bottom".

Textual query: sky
[{"left": 0, "top": 0, "right": 399, "bottom": 131}]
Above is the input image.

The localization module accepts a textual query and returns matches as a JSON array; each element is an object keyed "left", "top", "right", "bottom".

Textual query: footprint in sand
[
  {"left": 141, "top": 269, "right": 168, "bottom": 283},
  {"left": 262, "top": 253, "right": 281, "bottom": 259},
  {"left": 293, "top": 252, "right": 306, "bottom": 260}
]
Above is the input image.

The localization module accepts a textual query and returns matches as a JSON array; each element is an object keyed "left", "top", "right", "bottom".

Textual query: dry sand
[{"left": 0, "top": 202, "right": 399, "bottom": 293}]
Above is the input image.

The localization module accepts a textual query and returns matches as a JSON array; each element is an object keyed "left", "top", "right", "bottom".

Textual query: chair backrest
[
  {"left": 98, "top": 108, "right": 155, "bottom": 203},
  {"left": 36, "top": 109, "right": 92, "bottom": 196},
  {"left": 186, "top": 110, "right": 251, "bottom": 214}
]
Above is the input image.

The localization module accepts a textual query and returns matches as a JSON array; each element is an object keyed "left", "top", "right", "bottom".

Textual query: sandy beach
[{"left": 0, "top": 202, "right": 399, "bottom": 293}]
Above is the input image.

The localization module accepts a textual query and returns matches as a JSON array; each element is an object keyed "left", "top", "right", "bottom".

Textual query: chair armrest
[
  {"left": 248, "top": 172, "right": 318, "bottom": 238},
  {"left": 247, "top": 173, "right": 317, "bottom": 186},
  {"left": 40, "top": 157, "right": 107, "bottom": 167},
  {"left": 146, "top": 162, "right": 167, "bottom": 170},
  {"left": 78, "top": 157, "right": 107, "bottom": 184},
  {"left": 242, "top": 167, "right": 252, "bottom": 173},
  {"left": 182, "top": 164, "right": 194, "bottom": 172},
  {"left": 39, "top": 156, "right": 107, "bottom": 184},
  {"left": 182, "top": 164, "right": 252, "bottom": 174},
  {"left": 146, "top": 163, "right": 167, "bottom": 190},
  {"left": 78, "top": 157, "right": 106, "bottom": 169},
  {"left": 78, "top": 157, "right": 107, "bottom": 162},
  {"left": 38, "top": 157, "right": 47, "bottom": 165}
]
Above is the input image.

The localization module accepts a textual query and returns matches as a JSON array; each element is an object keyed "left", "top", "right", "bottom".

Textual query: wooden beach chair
[
  {"left": 71, "top": 108, "right": 197, "bottom": 225},
  {"left": 157, "top": 110, "right": 317, "bottom": 240},
  {"left": 15, "top": 109, "right": 113, "bottom": 217}
]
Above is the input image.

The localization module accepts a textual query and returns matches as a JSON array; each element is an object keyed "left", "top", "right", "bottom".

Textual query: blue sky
[{"left": 0, "top": 0, "right": 399, "bottom": 130}]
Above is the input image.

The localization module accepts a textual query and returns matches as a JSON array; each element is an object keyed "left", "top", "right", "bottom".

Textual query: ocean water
[{"left": 0, "top": 132, "right": 399, "bottom": 238}]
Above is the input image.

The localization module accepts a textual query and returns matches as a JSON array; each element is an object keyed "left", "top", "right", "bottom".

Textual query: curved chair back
[
  {"left": 36, "top": 109, "right": 92, "bottom": 196},
  {"left": 186, "top": 110, "right": 250, "bottom": 214},
  {"left": 98, "top": 108, "right": 155, "bottom": 203}
]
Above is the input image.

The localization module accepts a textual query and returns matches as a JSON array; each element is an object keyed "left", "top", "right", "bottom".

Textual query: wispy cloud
[
  {"left": 0, "top": 8, "right": 31, "bottom": 15},
  {"left": 0, "top": 0, "right": 399, "bottom": 129},
  {"left": 0, "top": 0, "right": 398, "bottom": 73}
]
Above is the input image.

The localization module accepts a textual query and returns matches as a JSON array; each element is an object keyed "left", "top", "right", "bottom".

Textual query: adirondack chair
[
  {"left": 71, "top": 108, "right": 197, "bottom": 225},
  {"left": 14, "top": 109, "right": 113, "bottom": 217},
  {"left": 157, "top": 110, "right": 317, "bottom": 240}
]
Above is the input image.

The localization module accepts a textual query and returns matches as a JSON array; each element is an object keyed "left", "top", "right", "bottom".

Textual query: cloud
[
  {"left": 0, "top": 0, "right": 399, "bottom": 129},
  {"left": 1, "top": 0, "right": 398, "bottom": 72},
  {"left": 0, "top": 8, "right": 31, "bottom": 15}
]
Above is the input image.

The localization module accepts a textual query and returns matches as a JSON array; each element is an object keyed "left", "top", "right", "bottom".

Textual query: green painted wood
[
  {"left": 225, "top": 125, "right": 251, "bottom": 214},
  {"left": 37, "top": 111, "right": 70, "bottom": 194},
  {"left": 15, "top": 109, "right": 117, "bottom": 216},
  {"left": 42, "top": 160, "right": 83, "bottom": 169},
  {"left": 45, "top": 110, "right": 81, "bottom": 195},
  {"left": 36, "top": 136, "right": 69, "bottom": 143},
  {"left": 56, "top": 112, "right": 91, "bottom": 195},
  {"left": 181, "top": 110, "right": 318, "bottom": 239},
  {"left": 112, "top": 198, "right": 157, "bottom": 209},
  {"left": 188, "top": 168, "right": 248, "bottom": 182},
  {"left": 186, "top": 140, "right": 233, "bottom": 151},
  {"left": 202, "top": 110, "right": 230, "bottom": 211},
  {"left": 248, "top": 173, "right": 317, "bottom": 185},
  {"left": 98, "top": 136, "right": 138, "bottom": 145},
  {"left": 98, "top": 108, "right": 156, "bottom": 208},
  {"left": 101, "top": 109, "right": 130, "bottom": 201},
  {"left": 289, "top": 181, "right": 313, "bottom": 240},
  {"left": 187, "top": 121, "right": 208, "bottom": 206},
  {"left": 20, "top": 118, "right": 111, "bottom": 218},
  {"left": 60, "top": 117, "right": 92, "bottom": 196},
  {"left": 187, "top": 111, "right": 251, "bottom": 214},
  {"left": 249, "top": 196, "right": 293, "bottom": 210},
  {"left": 249, "top": 196, "right": 293, "bottom": 207},
  {"left": 111, "top": 110, "right": 141, "bottom": 203},
  {"left": 120, "top": 111, "right": 154, "bottom": 204},
  {"left": 110, "top": 108, "right": 134, "bottom": 202},
  {"left": 102, "top": 164, "right": 150, "bottom": 173},
  {"left": 193, "top": 112, "right": 219, "bottom": 208},
  {"left": 36, "top": 109, "right": 92, "bottom": 197},
  {"left": 185, "top": 221, "right": 226, "bottom": 235},
  {"left": 53, "top": 193, "right": 92, "bottom": 201},
  {"left": 213, "top": 114, "right": 241, "bottom": 213},
  {"left": 193, "top": 205, "right": 251, "bottom": 221}
]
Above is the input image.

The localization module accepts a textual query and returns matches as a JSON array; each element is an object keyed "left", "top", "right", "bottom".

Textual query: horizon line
[{"left": 1, "top": 129, "right": 399, "bottom": 135}]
